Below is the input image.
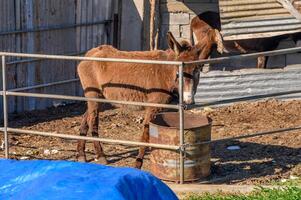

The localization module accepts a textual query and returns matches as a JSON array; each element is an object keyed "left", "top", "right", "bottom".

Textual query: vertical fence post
[
  {"left": 2, "top": 56, "right": 9, "bottom": 158},
  {"left": 178, "top": 62, "right": 184, "bottom": 184}
]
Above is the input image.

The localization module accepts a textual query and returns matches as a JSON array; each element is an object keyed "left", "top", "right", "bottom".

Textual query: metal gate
[{"left": 0, "top": 0, "right": 116, "bottom": 113}]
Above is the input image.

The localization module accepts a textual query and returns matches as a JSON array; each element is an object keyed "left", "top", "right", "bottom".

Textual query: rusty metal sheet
[{"left": 219, "top": 0, "right": 301, "bottom": 40}]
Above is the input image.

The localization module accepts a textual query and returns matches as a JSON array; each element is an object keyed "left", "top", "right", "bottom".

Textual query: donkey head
[{"left": 167, "top": 31, "right": 203, "bottom": 104}]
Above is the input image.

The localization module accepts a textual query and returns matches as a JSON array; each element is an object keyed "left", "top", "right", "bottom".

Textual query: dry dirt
[{"left": 0, "top": 99, "right": 300, "bottom": 185}]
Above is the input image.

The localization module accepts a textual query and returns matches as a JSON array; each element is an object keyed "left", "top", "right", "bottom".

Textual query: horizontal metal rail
[
  {"left": 0, "top": 127, "right": 179, "bottom": 150},
  {"left": 1, "top": 125, "right": 299, "bottom": 151},
  {"left": 185, "top": 46, "right": 301, "bottom": 65},
  {"left": 4, "top": 81, "right": 301, "bottom": 109},
  {"left": 8, "top": 78, "right": 79, "bottom": 92},
  {"left": 1, "top": 46, "right": 301, "bottom": 67},
  {"left": 6, "top": 50, "right": 88, "bottom": 66},
  {"left": 5, "top": 91, "right": 179, "bottom": 109},
  {"left": 186, "top": 125, "right": 301, "bottom": 147},
  {"left": 1, "top": 125, "right": 300, "bottom": 151},
  {"left": 0, "top": 20, "right": 112, "bottom": 36},
  {"left": 0, "top": 52, "right": 182, "bottom": 66},
  {"left": 3, "top": 81, "right": 301, "bottom": 109}
]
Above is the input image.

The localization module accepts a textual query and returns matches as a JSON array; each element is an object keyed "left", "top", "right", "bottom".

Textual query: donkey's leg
[
  {"left": 86, "top": 93, "right": 107, "bottom": 165},
  {"left": 135, "top": 108, "right": 158, "bottom": 169},
  {"left": 77, "top": 111, "right": 88, "bottom": 162},
  {"left": 257, "top": 56, "right": 267, "bottom": 69}
]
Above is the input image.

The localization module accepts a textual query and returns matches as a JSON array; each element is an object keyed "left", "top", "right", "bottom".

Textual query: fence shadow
[
  {"left": 1, "top": 98, "right": 300, "bottom": 184},
  {"left": 1, "top": 102, "right": 117, "bottom": 128},
  {"left": 207, "top": 140, "right": 301, "bottom": 184}
]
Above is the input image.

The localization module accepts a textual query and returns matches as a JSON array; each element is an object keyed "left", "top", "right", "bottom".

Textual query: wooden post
[
  {"left": 113, "top": 14, "right": 119, "bottom": 48},
  {"left": 150, "top": 0, "right": 160, "bottom": 50},
  {"left": 150, "top": 0, "right": 155, "bottom": 50}
]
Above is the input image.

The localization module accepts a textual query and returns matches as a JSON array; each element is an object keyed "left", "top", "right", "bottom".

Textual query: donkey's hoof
[
  {"left": 77, "top": 155, "right": 87, "bottom": 162},
  {"left": 94, "top": 156, "right": 108, "bottom": 165},
  {"left": 135, "top": 158, "right": 143, "bottom": 169}
]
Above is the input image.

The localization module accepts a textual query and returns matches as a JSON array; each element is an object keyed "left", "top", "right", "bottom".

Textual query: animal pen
[
  {"left": 1, "top": 0, "right": 301, "bottom": 187},
  {"left": 1, "top": 46, "right": 301, "bottom": 184}
]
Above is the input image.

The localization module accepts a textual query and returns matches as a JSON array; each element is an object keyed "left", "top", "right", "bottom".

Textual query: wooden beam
[
  {"left": 150, "top": 0, "right": 155, "bottom": 50},
  {"left": 150, "top": 0, "right": 160, "bottom": 50}
]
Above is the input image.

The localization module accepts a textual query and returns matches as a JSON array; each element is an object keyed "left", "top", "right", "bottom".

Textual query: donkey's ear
[{"left": 167, "top": 31, "right": 182, "bottom": 56}]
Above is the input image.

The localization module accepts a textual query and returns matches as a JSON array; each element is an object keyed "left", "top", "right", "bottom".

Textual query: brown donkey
[
  {"left": 191, "top": 11, "right": 301, "bottom": 69},
  {"left": 77, "top": 32, "right": 204, "bottom": 168}
]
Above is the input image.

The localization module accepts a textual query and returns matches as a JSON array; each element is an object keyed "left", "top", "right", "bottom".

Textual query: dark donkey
[{"left": 76, "top": 32, "right": 205, "bottom": 168}]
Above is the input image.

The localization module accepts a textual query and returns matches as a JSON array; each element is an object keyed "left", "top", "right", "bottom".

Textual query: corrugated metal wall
[
  {"left": 195, "top": 66, "right": 301, "bottom": 106},
  {"left": 0, "top": 0, "right": 115, "bottom": 114},
  {"left": 219, "top": 0, "right": 301, "bottom": 40}
]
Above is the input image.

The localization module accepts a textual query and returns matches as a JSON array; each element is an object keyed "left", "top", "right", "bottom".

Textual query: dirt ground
[{"left": 0, "top": 99, "right": 300, "bottom": 185}]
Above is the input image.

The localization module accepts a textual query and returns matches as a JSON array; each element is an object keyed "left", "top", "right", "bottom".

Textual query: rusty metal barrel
[{"left": 149, "top": 112, "right": 212, "bottom": 182}]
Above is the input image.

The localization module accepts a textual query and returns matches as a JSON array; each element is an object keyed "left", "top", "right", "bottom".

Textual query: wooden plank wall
[
  {"left": 0, "top": 0, "right": 115, "bottom": 114},
  {"left": 159, "top": 0, "right": 219, "bottom": 49},
  {"left": 0, "top": 0, "right": 18, "bottom": 114}
]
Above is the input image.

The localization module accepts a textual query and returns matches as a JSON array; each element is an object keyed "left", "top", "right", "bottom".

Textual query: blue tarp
[{"left": 0, "top": 159, "right": 178, "bottom": 200}]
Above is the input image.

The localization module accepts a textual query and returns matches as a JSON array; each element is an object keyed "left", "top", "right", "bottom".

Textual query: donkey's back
[{"left": 77, "top": 45, "right": 176, "bottom": 103}]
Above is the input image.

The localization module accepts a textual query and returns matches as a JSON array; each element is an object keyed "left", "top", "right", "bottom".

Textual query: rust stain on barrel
[{"left": 149, "top": 112, "right": 212, "bottom": 182}]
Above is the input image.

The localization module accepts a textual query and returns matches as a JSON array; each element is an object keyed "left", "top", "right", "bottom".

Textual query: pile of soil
[{"left": 0, "top": 99, "right": 300, "bottom": 185}]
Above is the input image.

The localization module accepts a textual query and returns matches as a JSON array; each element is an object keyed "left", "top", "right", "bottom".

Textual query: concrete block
[
  {"left": 169, "top": 25, "right": 180, "bottom": 37},
  {"left": 180, "top": 24, "right": 191, "bottom": 39},
  {"left": 184, "top": 0, "right": 212, "bottom": 3},
  {"left": 161, "top": 2, "right": 218, "bottom": 14},
  {"left": 189, "top": 13, "right": 197, "bottom": 20},
  {"left": 160, "top": 25, "right": 181, "bottom": 49},
  {"left": 162, "top": 13, "right": 190, "bottom": 25},
  {"left": 160, "top": 24, "right": 180, "bottom": 38}
]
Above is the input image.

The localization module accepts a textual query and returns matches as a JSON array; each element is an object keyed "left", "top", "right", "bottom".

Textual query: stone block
[
  {"left": 180, "top": 24, "right": 191, "bottom": 39},
  {"left": 162, "top": 13, "right": 190, "bottom": 25}
]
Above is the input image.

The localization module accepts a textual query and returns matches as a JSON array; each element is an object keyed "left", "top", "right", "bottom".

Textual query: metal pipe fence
[
  {"left": 0, "top": 51, "right": 186, "bottom": 183},
  {"left": 9, "top": 79, "right": 80, "bottom": 92},
  {"left": 1, "top": 47, "right": 301, "bottom": 184},
  {"left": 6, "top": 91, "right": 179, "bottom": 109},
  {"left": 185, "top": 46, "right": 301, "bottom": 65},
  {"left": 2, "top": 56, "right": 8, "bottom": 158},
  {"left": 0, "top": 128, "right": 179, "bottom": 151},
  {"left": 6, "top": 50, "right": 88, "bottom": 66}
]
